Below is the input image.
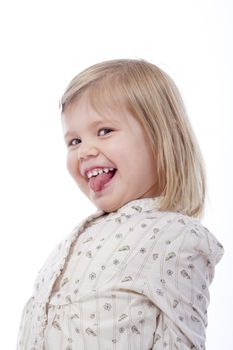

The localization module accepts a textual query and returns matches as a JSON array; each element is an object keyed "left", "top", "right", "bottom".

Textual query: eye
[
  {"left": 98, "top": 128, "right": 113, "bottom": 136},
  {"left": 68, "top": 138, "right": 81, "bottom": 146}
]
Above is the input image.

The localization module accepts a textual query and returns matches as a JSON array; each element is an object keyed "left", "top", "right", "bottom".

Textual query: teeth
[{"left": 86, "top": 167, "right": 114, "bottom": 179}]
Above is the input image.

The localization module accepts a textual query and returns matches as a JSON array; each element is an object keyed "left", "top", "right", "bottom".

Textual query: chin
[
  {"left": 96, "top": 204, "right": 116, "bottom": 213},
  {"left": 93, "top": 200, "right": 121, "bottom": 213}
]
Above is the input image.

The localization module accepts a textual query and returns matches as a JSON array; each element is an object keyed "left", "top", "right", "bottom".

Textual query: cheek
[
  {"left": 134, "top": 139, "right": 157, "bottom": 176},
  {"left": 66, "top": 152, "right": 87, "bottom": 191},
  {"left": 66, "top": 152, "right": 78, "bottom": 179}
]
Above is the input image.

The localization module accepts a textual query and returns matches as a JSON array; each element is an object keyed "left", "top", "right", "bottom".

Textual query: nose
[{"left": 77, "top": 141, "right": 99, "bottom": 160}]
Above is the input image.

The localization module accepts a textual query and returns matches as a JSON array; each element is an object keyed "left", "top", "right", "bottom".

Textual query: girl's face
[{"left": 62, "top": 95, "right": 160, "bottom": 212}]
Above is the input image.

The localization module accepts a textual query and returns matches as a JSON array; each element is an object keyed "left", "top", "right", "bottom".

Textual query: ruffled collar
[
  {"left": 80, "top": 197, "right": 162, "bottom": 229},
  {"left": 100, "top": 196, "right": 161, "bottom": 219},
  {"left": 115, "top": 196, "right": 160, "bottom": 213}
]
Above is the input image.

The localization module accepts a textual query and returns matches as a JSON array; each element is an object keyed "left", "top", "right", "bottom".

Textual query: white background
[{"left": 0, "top": 0, "right": 232, "bottom": 348}]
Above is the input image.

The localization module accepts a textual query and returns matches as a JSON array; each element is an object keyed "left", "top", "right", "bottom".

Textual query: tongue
[{"left": 89, "top": 172, "right": 114, "bottom": 192}]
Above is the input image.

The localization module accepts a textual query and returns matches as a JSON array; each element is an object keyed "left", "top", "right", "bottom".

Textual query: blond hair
[{"left": 61, "top": 59, "right": 206, "bottom": 218}]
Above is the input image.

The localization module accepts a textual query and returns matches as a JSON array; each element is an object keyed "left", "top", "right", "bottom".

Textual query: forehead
[{"left": 63, "top": 92, "right": 130, "bottom": 126}]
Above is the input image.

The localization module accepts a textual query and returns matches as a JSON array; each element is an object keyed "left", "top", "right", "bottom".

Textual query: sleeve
[{"left": 145, "top": 220, "right": 224, "bottom": 350}]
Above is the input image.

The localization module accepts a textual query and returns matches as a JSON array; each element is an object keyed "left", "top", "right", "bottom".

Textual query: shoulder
[
  {"left": 144, "top": 210, "right": 224, "bottom": 284},
  {"left": 145, "top": 212, "right": 224, "bottom": 265},
  {"left": 31, "top": 226, "right": 80, "bottom": 297},
  {"left": 32, "top": 210, "right": 105, "bottom": 298}
]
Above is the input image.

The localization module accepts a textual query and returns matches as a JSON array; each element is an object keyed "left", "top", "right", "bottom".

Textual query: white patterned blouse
[{"left": 17, "top": 197, "right": 224, "bottom": 350}]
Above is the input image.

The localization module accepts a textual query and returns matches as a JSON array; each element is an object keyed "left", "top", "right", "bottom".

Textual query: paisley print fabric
[{"left": 17, "top": 198, "right": 224, "bottom": 349}]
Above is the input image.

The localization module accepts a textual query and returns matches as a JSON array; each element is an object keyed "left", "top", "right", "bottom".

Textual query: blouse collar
[{"left": 101, "top": 197, "right": 161, "bottom": 219}]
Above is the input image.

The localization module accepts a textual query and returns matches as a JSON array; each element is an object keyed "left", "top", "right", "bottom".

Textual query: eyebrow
[
  {"left": 64, "top": 131, "right": 77, "bottom": 140},
  {"left": 64, "top": 119, "right": 120, "bottom": 140}
]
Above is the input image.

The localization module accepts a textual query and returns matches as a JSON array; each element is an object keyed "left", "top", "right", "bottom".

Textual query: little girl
[{"left": 17, "top": 59, "right": 224, "bottom": 350}]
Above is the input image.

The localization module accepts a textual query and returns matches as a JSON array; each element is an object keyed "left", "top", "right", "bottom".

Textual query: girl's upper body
[
  {"left": 17, "top": 197, "right": 223, "bottom": 350},
  {"left": 17, "top": 59, "right": 224, "bottom": 349}
]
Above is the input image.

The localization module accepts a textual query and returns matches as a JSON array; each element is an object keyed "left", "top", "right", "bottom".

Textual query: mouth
[{"left": 85, "top": 167, "right": 117, "bottom": 192}]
